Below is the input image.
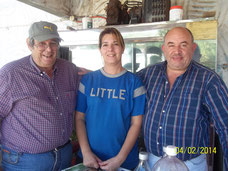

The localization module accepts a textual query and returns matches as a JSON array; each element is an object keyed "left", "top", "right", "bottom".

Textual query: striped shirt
[
  {"left": 137, "top": 61, "right": 228, "bottom": 168},
  {"left": 0, "top": 56, "right": 80, "bottom": 153}
]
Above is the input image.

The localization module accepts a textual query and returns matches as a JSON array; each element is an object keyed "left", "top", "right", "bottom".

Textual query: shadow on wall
[{"left": 192, "top": 44, "right": 201, "bottom": 63}]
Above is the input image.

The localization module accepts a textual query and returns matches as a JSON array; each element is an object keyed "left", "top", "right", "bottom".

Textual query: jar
[
  {"left": 82, "top": 17, "right": 92, "bottom": 29},
  {"left": 169, "top": 6, "right": 183, "bottom": 21}
]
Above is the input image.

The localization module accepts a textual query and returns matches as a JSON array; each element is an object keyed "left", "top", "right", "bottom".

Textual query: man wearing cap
[{"left": 0, "top": 21, "right": 81, "bottom": 170}]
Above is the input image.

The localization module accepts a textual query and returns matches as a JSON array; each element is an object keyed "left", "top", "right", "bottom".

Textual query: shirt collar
[
  {"left": 29, "top": 55, "right": 58, "bottom": 74},
  {"left": 161, "top": 60, "right": 194, "bottom": 75},
  {"left": 161, "top": 60, "right": 167, "bottom": 74},
  {"left": 182, "top": 60, "right": 194, "bottom": 78}
]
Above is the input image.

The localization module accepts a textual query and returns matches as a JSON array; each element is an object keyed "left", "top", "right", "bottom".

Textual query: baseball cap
[{"left": 29, "top": 21, "right": 62, "bottom": 42}]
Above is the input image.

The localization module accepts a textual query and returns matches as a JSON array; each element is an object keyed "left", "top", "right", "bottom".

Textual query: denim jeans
[
  {"left": 1, "top": 142, "right": 73, "bottom": 171},
  {"left": 148, "top": 153, "right": 208, "bottom": 171}
]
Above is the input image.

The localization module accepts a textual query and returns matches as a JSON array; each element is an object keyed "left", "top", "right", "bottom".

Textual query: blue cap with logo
[{"left": 29, "top": 21, "right": 62, "bottom": 42}]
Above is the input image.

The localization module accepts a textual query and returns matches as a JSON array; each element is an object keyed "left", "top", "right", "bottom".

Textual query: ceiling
[
  {"left": 17, "top": 0, "right": 73, "bottom": 19},
  {"left": 17, "top": 0, "right": 117, "bottom": 20},
  {"left": 17, "top": 0, "right": 217, "bottom": 22}
]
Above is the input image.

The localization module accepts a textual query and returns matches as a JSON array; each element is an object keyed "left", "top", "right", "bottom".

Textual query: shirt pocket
[{"left": 63, "top": 91, "right": 76, "bottom": 113}]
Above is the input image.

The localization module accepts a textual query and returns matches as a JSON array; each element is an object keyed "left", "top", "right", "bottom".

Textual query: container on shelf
[
  {"left": 82, "top": 16, "right": 92, "bottom": 29},
  {"left": 169, "top": 6, "right": 183, "bottom": 21}
]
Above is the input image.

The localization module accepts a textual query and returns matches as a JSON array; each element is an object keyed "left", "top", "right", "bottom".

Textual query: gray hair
[{"left": 29, "top": 38, "right": 35, "bottom": 46}]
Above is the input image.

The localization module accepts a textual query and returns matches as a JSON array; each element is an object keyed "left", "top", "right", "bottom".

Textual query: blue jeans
[
  {"left": 148, "top": 153, "right": 208, "bottom": 171},
  {"left": 1, "top": 142, "right": 73, "bottom": 171}
]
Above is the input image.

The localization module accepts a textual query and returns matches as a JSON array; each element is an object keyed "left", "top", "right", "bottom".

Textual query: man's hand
[{"left": 78, "top": 67, "right": 91, "bottom": 75}]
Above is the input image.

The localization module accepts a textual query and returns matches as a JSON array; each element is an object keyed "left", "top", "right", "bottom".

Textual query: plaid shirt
[
  {"left": 137, "top": 61, "right": 228, "bottom": 169},
  {"left": 0, "top": 56, "right": 80, "bottom": 153}
]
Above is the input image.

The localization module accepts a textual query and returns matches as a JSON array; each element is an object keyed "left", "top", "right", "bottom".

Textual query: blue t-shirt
[{"left": 76, "top": 68, "right": 145, "bottom": 169}]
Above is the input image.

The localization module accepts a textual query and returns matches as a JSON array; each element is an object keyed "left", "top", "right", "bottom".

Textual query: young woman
[{"left": 75, "top": 27, "right": 145, "bottom": 170}]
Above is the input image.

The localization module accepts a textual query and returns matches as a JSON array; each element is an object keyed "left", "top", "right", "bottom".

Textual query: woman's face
[{"left": 99, "top": 34, "right": 124, "bottom": 66}]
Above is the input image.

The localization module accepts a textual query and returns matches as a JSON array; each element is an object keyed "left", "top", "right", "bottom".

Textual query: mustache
[{"left": 172, "top": 54, "right": 183, "bottom": 58}]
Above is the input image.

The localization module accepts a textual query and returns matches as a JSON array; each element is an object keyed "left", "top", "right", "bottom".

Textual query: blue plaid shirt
[{"left": 137, "top": 60, "right": 228, "bottom": 169}]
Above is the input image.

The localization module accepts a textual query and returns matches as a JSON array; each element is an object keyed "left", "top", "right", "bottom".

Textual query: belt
[
  {"left": 149, "top": 152, "right": 203, "bottom": 161},
  {"left": 54, "top": 140, "right": 71, "bottom": 151}
]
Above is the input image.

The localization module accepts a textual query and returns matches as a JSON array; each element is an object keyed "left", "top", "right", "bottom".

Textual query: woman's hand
[
  {"left": 76, "top": 111, "right": 101, "bottom": 169},
  {"left": 99, "top": 156, "right": 122, "bottom": 171},
  {"left": 83, "top": 151, "right": 102, "bottom": 169},
  {"left": 99, "top": 115, "right": 143, "bottom": 171}
]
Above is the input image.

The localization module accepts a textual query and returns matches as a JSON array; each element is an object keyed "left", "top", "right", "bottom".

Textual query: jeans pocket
[
  {"left": 185, "top": 154, "right": 208, "bottom": 171},
  {"left": 189, "top": 154, "right": 206, "bottom": 165},
  {"left": 2, "top": 147, "right": 21, "bottom": 165}
]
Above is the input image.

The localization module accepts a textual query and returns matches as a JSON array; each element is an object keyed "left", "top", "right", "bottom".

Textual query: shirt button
[
  {"left": 165, "top": 81, "right": 168, "bottom": 84},
  {"left": 60, "top": 113, "right": 63, "bottom": 116},
  {"left": 162, "top": 110, "right": 165, "bottom": 113},
  {"left": 159, "top": 126, "right": 162, "bottom": 129},
  {"left": 56, "top": 97, "right": 59, "bottom": 100},
  {"left": 40, "top": 73, "right": 43, "bottom": 76},
  {"left": 157, "top": 142, "right": 159, "bottom": 145}
]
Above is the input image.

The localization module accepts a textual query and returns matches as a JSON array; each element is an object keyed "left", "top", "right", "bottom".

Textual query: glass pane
[
  {"left": 63, "top": 19, "right": 217, "bottom": 76},
  {"left": 70, "top": 45, "right": 103, "bottom": 71},
  {"left": 123, "top": 42, "right": 164, "bottom": 73},
  {"left": 194, "top": 40, "right": 216, "bottom": 70}
]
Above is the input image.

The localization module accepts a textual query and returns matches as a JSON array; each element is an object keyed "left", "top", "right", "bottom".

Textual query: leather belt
[{"left": 54, "top": 140, "right": 71, "bottom": 151}]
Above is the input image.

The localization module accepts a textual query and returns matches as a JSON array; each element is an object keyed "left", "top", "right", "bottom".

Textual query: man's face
[
  {"left": 29, "top": 39, "right": 59, "bottom": 70},
  {"left": 162, "top": 28, "right": 197, "bottom": 72}
]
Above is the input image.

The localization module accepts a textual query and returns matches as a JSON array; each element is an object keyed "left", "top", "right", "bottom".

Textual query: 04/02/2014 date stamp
[{"left": 176, "top": 147, "right": 216, "bottom": 154}]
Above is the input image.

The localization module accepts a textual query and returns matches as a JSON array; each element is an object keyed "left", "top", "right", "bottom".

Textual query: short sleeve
[
  {"left": 75, "top": 81, "right": 87, "bottom": 113},
  {"left": 131, "top": 76, "right": 146, "bottom": 116}
]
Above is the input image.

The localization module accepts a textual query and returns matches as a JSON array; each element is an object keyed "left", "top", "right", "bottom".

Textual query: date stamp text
[{"left": 176, "top": 147, "right": 216, "bottom": 154}]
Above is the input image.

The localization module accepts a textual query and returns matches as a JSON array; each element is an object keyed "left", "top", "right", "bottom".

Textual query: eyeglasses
[{"left": 34, "top": 41, "right": 59, "bottom": 51}]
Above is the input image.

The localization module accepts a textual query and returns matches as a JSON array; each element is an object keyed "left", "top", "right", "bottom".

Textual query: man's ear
[
  {"left": 192, "top": 43, "right": 197, "bottom": 52},
  {"left": 26, "top": 38, "right": 33, "bottom": 51},
  {"left": 161, "top": 44, "right": 165, "bottom": 53}
]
